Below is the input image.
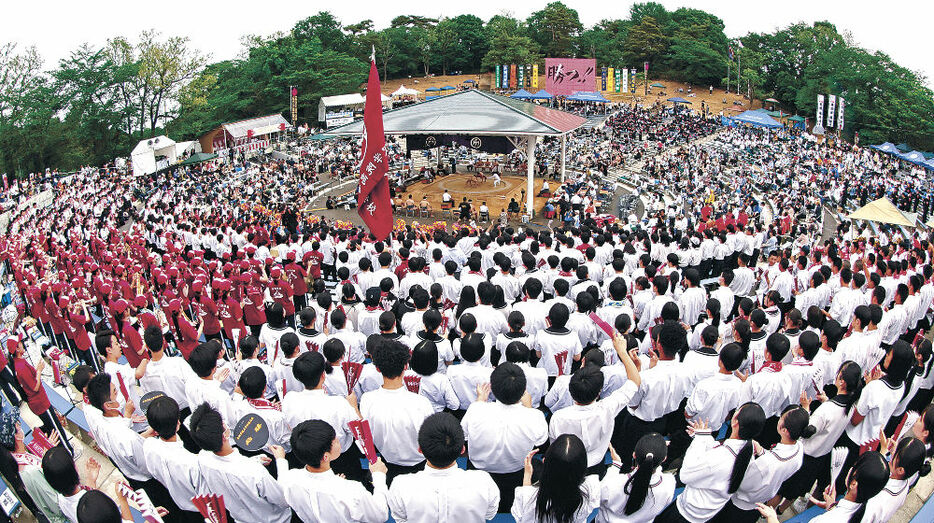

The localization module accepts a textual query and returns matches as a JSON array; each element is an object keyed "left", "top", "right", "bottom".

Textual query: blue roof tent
[
  {"left": 441, "top": 86, "right": 455, "bottom": 91},
  {"left": 567, "top": 91, "right": 610, "bottom": 103},
  {"left": 425, "top": 87, "right": 441, "bottom": 92},
  {"left": 870, "top": 142, "right": 900, "bottom": 155},
  {"left": 510, "top": 89, "right": 535, "bottom": 100},
  {"left": 666, "top": 97, "right": 692, "bottom": 104},
  {"left": 729, "top": 110, "right": 783, "bottom": 129},
  {"left": 531, "top": 89, "right": 553, "bottom": 100},
  {"left": 900, "top": 150, "right": 929, "bottom": 166}
]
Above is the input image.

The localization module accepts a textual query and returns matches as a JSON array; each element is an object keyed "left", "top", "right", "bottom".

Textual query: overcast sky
[{"left": 4, "top": 1, "right": 932, "bottom": 86}]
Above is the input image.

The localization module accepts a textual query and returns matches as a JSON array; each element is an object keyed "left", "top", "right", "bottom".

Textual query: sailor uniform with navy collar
[
  {"left": 685, "top": 372, "right": 743, "bottom": 429},
  {"left": 682, "top": 347, "right": 721, "bottom": 382},
  {"left": 725, "top": 441, "right": 804, "bottom": 513},
  {"left": 863, "top": 476, "right": 912, "bottom": 523},
  {"left": 666, "top": 436, "right": 750, "bottom": 523}
]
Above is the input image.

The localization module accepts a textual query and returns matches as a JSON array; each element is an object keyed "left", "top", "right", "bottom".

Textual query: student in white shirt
[
  {"left": 388, "top": 412, "right": 500, "bottom": 522},
  {"left": 713, "top": 405, "right": 813, "bottom": 522},
  {"left": 598, "top": 432, "right": 675, "bottom": 523},
  {"left": 359, "top": 337, "right": 434, "bottom": 483},
  {"left": 837, "top": 340, "right": 913, "bottom": 493},
  {"left": 448, "top": 333, "right": 494, "bottom": 411},
  {"left": 548, "top": 334, "right": 641, "bottom": 476},
  {"left": 504, "top": 341, "right": 548, "bottom": 408},
  {"left": 462, "top": 362, "right": 548, "bottom": 513},
  {"left": 512, "top": 433, "right": 600, "bottom": 523},
  {"left": 237, "top": 367, "right": 292, "bottom": 453},
  {"left": 863, "top": 437, "right": 930, "bottom": 523},
  {"left": 139, "top": 325, "right": 197, "bottom": 416},
  {"left": 741, "top": 332, "right": 791, "bottom": 448},
  {"left": 278, "top": 420, "right": 389, "bottom": 523},
  {"left": 75, "top": 489, "right": 135, "bottom": 523},
  {"left": 495, "top": 311, "right": 534, "bottom": 367},
  {"left": 189, "top": 403, "right": 290, "bottom": 523},
  {"left": 295, "top": 307, "right": 328, "bottom": 353},
  {"left": 42, "top": 446, "right": 94, "bottom": 523},
  {"left": 233, "top": 335, "right": 276, "bottom": 399},
  {"left": 656, "top": 402, "right": 766, "bottom": 523},
  {"left": 534, "top": 303, "right": 583, "bottom": 377},
  {"left": 142, "top": 395, "right": 205, "bottom": 522},
  {"left": 808, "top": 451, "right": 889, "bottom": 523},
  {"left": 405, "top": 340, "right": 459, "bottom": 413},
  {"left": 258, "top": 303, "right": 296, "bottom": 364}
]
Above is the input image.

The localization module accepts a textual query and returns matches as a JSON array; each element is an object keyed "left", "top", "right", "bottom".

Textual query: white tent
[
  {"left": 131, "top": 136, "right": 177, "bottom": 176},
  {"left": 392, "top": 85, "right": 419, "bottom": 97},
  {"left": 318, "top": 93, "right": 393, "bottom": 127}
]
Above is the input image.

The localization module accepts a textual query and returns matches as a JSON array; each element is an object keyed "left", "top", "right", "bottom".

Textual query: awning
[
  {"left": 180, "top": 152, "right": 218, "bottom": 166},
  {"left": 728, "top": 110, "right": 783, "bottom": 129},
  {"left": 531, "top": 90, "right": 553, "bottom": 100},
  {"left": 847, "top": 197, "right": 916, "bottom": 227},
  {"left": 392, "top": 85, "right": 419, "bottom": 97},
  {"left": 222, "top": 114, "right": 289, "bottom": 139},
  {"left": 650, "top": 83, "right": 665, "bottom": 88},
  {"left": 787, "top": 115, "right": 805, "bottom": 122},
  {"left": 871, "top": 142, "right": 900, "bottom": 155},
  {"left": 900, "top": 150, "right": 929, "bottom": 166},
  {"left": 666, "top": 97, "right": 691, "bottom": 104},
  {"left": 567, "top": 91, "right": 610, "bottom": 103},
  {"left": 510, "top": 89, "right": 535, "bottom": 100}
]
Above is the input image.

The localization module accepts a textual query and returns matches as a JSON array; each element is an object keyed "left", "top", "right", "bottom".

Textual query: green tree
[
  {"left": 623, "top": 16, "right": 668, "bottom": 66},
  {"left": 481, "top": 15, "right": 539, "bottom": 69},
  {"left": 527, "top": 2, "right": 583, "bottom": 57}
]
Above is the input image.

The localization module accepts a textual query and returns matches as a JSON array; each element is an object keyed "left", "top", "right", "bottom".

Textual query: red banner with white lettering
[{"left": 356, "top": 59, "right": 393, "bottom": 241}]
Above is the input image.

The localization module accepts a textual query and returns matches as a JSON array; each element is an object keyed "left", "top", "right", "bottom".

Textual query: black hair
[
  {"left": 291, "top": 420, "right": 336, "bottom": 468},
  {"left": 706, "top": 298, "right": 721, "bottom": 327},
  {"left": 144, "top": 325, "right": 164, "bottom": 352},
  {"left": 370, "top": 338, "right": 411, "bottom": 379},
  {"left": 547, "top": 303, "right": 570, "bottom": 329},
  {"left": 535, "top": 434, "right": 588, "bottom": 523},
  {"left": 95, "top": 330, "right": 114, "bottom": 358},
  {"left": 885, "top": 340, "right": 915, "bottom": 388},
  {"left": 459, "top": 333, "right": 485, "bottom": 363},
  {"left": 624, "top": 432, "right": 667, "bottom": 515},
  {"left": 781, "top": 405, "right": 816, "bottom": 440},
  {"left": 719, "top": 343, "right": 745, "bottom": 372},
  {"left": 505, "top": 341, "right": 531, "bottom": 363},
  {"left": 845, "top": 452, "right": 889, "bottom": 523},
  {"left": 265, "top": 302, "right": 285, "bottom": 328},
  {"left": 280, "top": 332, "right": 300, "bottom": 358},
  {"left": 893, "top": 437, "right": 930, "bottom": 479},
  {"left": 238, "top": 366, "right": 267, "bottom": 399},
  {"left": 72, "top": 365, "right": 95, "bottom": 392},
  {"left": 77, "top": 489, "right": 122, "bottom": 523},
  {"left": 799, "top": 331, "right": 820, "bottom": 361},
  {"left": 86, "top": 373, "right": 112, "bottom": 411},
  {"left": 729, "top": 402, "right": 766, "bottom": 494},
  {"left": 568, "top": 365, "right": 603, "bottom": 405},
  {"left": 765, "top": 332, "right": 790, "bottom": 362},
  {"left": 189, "top": 403, "right": 225, "bottom": 452},
  {"left": 239, "top": 335, "right": 259, "bottom": 359},
  {"left": 321, "top": 339, "right": 344, "bottom": 369},
  {"left": 701, "top": 325, "right": 719, "bottom": 347},
  {"left": 146, "top": 396, "right": 180, "bottom": 440},
  {"left": 41, "top": 446, "right": 80, "bottom": 495},
  {"left": 836, "top": 360, "right": 865, "bottom": 414},
  {"left": 189, "top": 342, "right": 220, "bottom": 378},
  {"left": 418, "top": 413, "right": 464, "bottom": 468},
  {"left": 293, "top": 351, "right": 327, "bottom": 389},
  {"left": 299, "top": 307, "right": 316, "bottom": 327},
  {"left": 411, "top": 340, "right": 439, "bottom": 376}
]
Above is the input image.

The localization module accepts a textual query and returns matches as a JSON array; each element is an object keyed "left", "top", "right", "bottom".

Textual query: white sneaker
[{"left": 792, "top": 497, "right": 809, "bottom": 514}]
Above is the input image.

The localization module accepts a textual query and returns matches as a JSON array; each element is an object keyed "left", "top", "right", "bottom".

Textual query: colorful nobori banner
[
  {"left": 601, "top": 66, "right": 607, "bottom": 91},
  {"left": 502, "top": 65, "right": 509, "bottom": 89},
  {"left": 837, "top": 98, "right": 845, "bottom": 131},
  {"left": 495, "top": 66, "right": 501, "bottom": 89},
  {"left": 816, "top": 94, "right": 825, "bottom": 129},
  {"left": 532, "top": 64, "right": 538, "bottom": 89},
  {"left": 613, "top": 67, "right": 620, "bottom": 92},
  {"left": 827, "top": 95, "right": 836, "bottom": 128},
  {"left": 518, "top": 65, "right": 524, "bottom": 88},
  {"left": 630, "top": 69, "right": 637, "bottom": 93},
  {"left": 509, "top": 64, "right": 517, "bottom": 89}
]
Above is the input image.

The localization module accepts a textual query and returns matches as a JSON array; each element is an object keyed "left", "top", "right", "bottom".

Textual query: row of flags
[{"left": 493, "top": 64, "right": 640, "bottom": 93}]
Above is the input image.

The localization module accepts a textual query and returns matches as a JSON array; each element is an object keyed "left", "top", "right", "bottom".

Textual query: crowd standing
[{"left": 0, "top": 103, "right": 932, "bottom": 523}]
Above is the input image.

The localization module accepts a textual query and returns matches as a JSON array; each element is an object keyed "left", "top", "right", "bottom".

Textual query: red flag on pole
[{"left": 356, "top": 55, "right": 393, "bottom": 241}]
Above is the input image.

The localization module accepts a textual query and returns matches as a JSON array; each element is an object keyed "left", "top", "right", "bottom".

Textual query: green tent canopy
[
  {"left": 787, "top": 115, "right": 806, "bottom": 122},
  {"left": 650, "top": 82, "right": 665, "bottom": 88},
  {"left": 180, "top": 152, "right": 218, "bottom": 166}
]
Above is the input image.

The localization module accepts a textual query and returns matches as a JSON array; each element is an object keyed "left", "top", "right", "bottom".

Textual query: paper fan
[{"left": 830, "top": 446, "right": 848, "bottom": 487}]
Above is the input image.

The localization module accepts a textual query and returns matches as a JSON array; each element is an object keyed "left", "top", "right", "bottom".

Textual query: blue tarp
[
  {"left": 531, "top": 89, "right": 553, "bottom": 100},
  {"left": 900, "top": 150, "right": 929, "bottom": 166},
  {"left": 728, "top": 110, "right": 783, "bottom": 129},
  {"left": 510, "top": 89, "right": 535, "bottom": 100},
  {"left": 567, "top": 91, "right": 610, "bottom": 103},
  {"left": 870, "top": 142, "right": 900, "bottom": 155},
  {"left": 925, "top": 158, "right": 934, "bottom": 171},
  {"left": 667, "top": 97, "right": 692, "bottom": 104},
  {"left": 425, "top": 87, "right": 441, "bottom": 92}
]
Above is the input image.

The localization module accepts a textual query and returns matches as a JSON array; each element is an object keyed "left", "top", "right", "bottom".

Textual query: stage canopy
[
  {"left": 329, "top": 89, "right": 587, "bottom": 218},
  {"left": 848, "top": 197, "right": 916, "bottom": 227},
  {"left": 531, "top": 90, "right": 553, "bottom": 100},
  {"left": 131, "top": 136, "right": 177, "bottom": 176},
  {"left": 510, "top": 89, "right": 535, "bottom": 100},
  {"left": 567, "top": 91, "right": 610, "bottom": 103},
  {"left": 729, "top": 110, "right": 783, "bottom": 129}
]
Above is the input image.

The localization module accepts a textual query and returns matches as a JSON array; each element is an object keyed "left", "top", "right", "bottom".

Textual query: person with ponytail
[
  {"left": 886, "top": 338, "right": 933, "bottom": 436},
  {"left": 774, "top": 360, "right": 864, "bottom": 513},
  {"left": 597, "top": 432, "right": 674, "bottom": 522},
  {"left": 863, "top": 436, "right": 931, "bottom": 522},
  {"left": 838, "top": 341, "right": 913, "bottom": 493},
  {"left": 689, "top": 298, "right": 720, "bottom": 352},
  {"left": 713, "top": 405, "right": 813, "bottom": 522},
  {"left": 910, "top": 404, "right": 934, "bottom": 454},
  {"left": 809, "top": 451, "right": 888, "bottom": 523},
  {"left": 165, "top": 299, "right": 200, "bottom": 360},
  {"left": 907, "top": 339, "right": 934, "bottom": 412},
  {"left": 656, "top": 402, "right": 766, "bottom": 523},
  {"left": 511, "top": 433, "right": 600, "bottom": 523}
]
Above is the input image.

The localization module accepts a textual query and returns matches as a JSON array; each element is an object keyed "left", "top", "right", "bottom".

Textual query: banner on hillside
[
  {"left": 838, "top": 98, "right": 845, "bottom": 131},
  {"left": 518, "top": 65, "right": 525, "bottom": 88},
  {"left": 532, "top": 64, "right": 538, "bottom": 89},
  {"left": 827, "top": 95, "right": 836, "bottom": 128},
  {"left": 545, "top": 57, "right": 596, "bottom": 96},
  {"left": 528, "top": 65, "right": 533, "bottom": 87},
  {"left": 816, "top": 94, "right": 825, "bottom": 129},
  {"left": 607, "top": 67, "right": 614, "bottom": 91},
  {"left": 614, "top": 68, "right": 620, "bottom": 92},
  {"left": 629, "top": 69, "right": 637, "bottom": 93},
  {"left": 601, "top": 67, "right": 607, "bottom": 91},
  {"left": 509, "top": 64, "right": 517, "bottom": 89},
  {"left": 495, "top": 66, "right": 501, "bottom": 89}
]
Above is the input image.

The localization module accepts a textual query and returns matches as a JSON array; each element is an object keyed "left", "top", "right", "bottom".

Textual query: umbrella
[
  {"left": 650, "top": 83, "right": 665, "bottom": 88},
  {"left": 765, "top": 98, "right": 780, "bottom": 103}
]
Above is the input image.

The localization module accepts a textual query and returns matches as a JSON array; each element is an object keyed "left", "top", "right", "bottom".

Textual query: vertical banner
[
  {"left": 614, "top": 68, "right": 621, "bottom": 92},
  {"left": 527, "top": 65, "right": 532, "bottom": 87},
  {"left": 816, "top": 94, "right": 825, "bottom": 129},
  {"left": 518, "top": 65, "right": 524, "bottom": 89},
  {"left": 509, "top": 64, "right": 517, "bottom": 89},
  {"left": 630, "top": 69, "right": 637, "bottom": 93},
  {"left": 532, "top": 64, "right": 538, "bottom": 89},
  {"left": 495, "top": 66, "right": 501, "bottom": 89},
  {"left": 502, "top": 65, "right": 509, "bottom": 89},
  {"left": 827, "top": 95, "right": 836, "bottom": 128},
  {"left": 838, "top": 98, "right": 845, "bottom": 131},
  {"left": 544, "top": 57, "right": 596, "bottom": 96},
  {"left": 607, "top": 67, "right": 614, "bottom": 91},
  {"left": 601, "top": 67, "right": 607, "bottom": 91},
  {"left": 290, "top": 87, "right": 297, "bottom": 127},
  {"left": 356, "top": 57, "right": 392, "bottom": 241}
]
